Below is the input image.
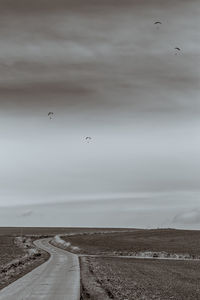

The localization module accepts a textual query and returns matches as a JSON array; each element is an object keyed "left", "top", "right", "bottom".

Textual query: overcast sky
[{"left": 0, "top": 0, "right": 200, "bottom": 227}]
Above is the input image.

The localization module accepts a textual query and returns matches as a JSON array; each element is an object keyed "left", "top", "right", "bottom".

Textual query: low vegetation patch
[{"left": 51, "top": 235, "right": 80, "bottom": 253}]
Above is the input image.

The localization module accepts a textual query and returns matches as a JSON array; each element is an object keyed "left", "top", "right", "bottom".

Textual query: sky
[{"left": 0, "top": 0, "right": 200, "bottom": 228}]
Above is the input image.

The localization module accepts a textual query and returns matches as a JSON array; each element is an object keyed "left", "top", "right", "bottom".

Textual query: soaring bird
[
  {"left": 154, "top": 21, "right": 162, "bottom": 25},
  {"left": 48, "top": 112, "right": 54, "bottom": 120},
  {"left": 174, "top": 47, "right": 181, "bottom": 51},
  {"left": 85, "top": 137, "right": 92, "bottom": 143}
]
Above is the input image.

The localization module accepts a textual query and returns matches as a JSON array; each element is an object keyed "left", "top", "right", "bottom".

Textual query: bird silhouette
[
  {"left": 85, "top": 137, "right": 92, "bottom": 143},
  {"left": 48, "top": 112, "right": 54, "bottom": 120}
]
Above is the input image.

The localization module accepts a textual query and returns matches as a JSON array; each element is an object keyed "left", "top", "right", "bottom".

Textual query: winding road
[{"left": 0, "top": 238, "right": 80, "bottom": 300}]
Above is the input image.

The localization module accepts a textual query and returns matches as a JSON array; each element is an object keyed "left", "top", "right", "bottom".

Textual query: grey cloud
[
  {"left": 1, "top": 194, "right": 200, "bottom": 228},
  {"left": 0, "top": 198, "right": 187, "bottom": 228},
  {"left": 0, "top": 81, "right": 94, "bottom": 96},
  {"left": 0, "top": 0, "right": 198, "bottom": 118},
  {"left": 0, "top": 0, "right": 192, "bottom": 14},
  {"left": 173, "top": 210, "right": 200, "bottom": 225},
  {"left": 0, "top": 0, "right": 199, "bottom": 229},
  {"left": 20, "top": 210, "right": 33, "bottom": 218}
]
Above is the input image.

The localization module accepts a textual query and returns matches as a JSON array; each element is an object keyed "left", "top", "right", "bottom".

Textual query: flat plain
[
  {"left": 1, "top": 228, "right": 200, "bottom": 299},
  {"left": 63, "top": 228, "right": 200, "bottom": 256},
  {"left": 0, "top": 227, "right": 131, "bottom": 291},
  {"left": 81, "top": 256, "right": 200, "bottom": 300},
  {"left": 61, "top": 229, "right": 200, "bottom": 300},
  {"left": 0, "top": 227, "right": 130, "bottom": 237}
]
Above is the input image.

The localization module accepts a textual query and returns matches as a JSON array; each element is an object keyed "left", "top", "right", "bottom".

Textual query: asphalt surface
[{"left": 0, "top": 238, "right": 80, "bottom": 300}]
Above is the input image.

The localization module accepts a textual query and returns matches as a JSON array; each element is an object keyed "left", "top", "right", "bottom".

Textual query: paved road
[{"left": 0, "top": 238, "right": 80, "bottom": 300}]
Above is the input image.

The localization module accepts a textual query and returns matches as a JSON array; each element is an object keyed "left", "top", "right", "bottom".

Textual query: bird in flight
[
  {"left": 85, "top": 137, "right": 92, "bottom": 143},
  {"left": 48, "top": 112, "right": 54, "bottom": 120},
  {"left": 174, "top": 47, "right": 181, "bottom": 55},
  {"left": 154, "top": 21, "right": 162, "bottom": 25}
]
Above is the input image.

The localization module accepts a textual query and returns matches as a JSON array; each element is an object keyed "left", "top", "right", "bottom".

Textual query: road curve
[{"left": 0, "top": 238, "right": 80, "bottom": 300}]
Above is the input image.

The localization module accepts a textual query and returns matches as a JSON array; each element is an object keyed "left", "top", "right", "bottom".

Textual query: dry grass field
[
  {"left": 81, "top": 256, "right": 200, "bottom": 300},
  {"left": 63, "top": 229, "right": 200, "bottom": 256}
]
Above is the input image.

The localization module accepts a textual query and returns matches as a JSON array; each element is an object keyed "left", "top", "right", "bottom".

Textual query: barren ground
[
  {"left": 62, "top": 229, "right": 200, "bottom": 256},
  {"left": 61, "top": 229, "right": 200, "bottom": 300},
  {"left": 0, "top": 227, "right": 130, "bottom": 237},
  {"left": 2, "top": 228, "right": 200, "bottom": 299},
  {"left": 0, "top": 227, "right": 130, "bottom": 291},
  {"left": 0, "top": 236, "right": 24, "bottom": 266},
  {"left": 80, "top": 256, "right": 200, "bottom": 300},
  {"left": 0, "top": 235, "right": 49, "bottom": 290}
]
